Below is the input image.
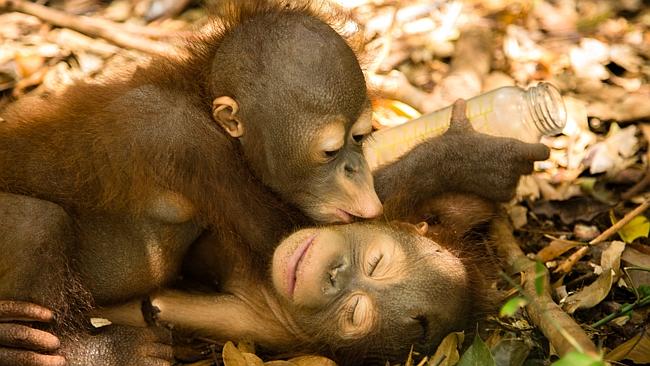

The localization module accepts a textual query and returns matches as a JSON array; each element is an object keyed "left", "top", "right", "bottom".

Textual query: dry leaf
[
  {"left": 564, "top": 241, "right": 625, "bottom": 313},
  {"left": 570, "top": 38, "right": 610, "bottom": 80},
  {"left": 503, "top": 25, "right": 544, "bottom": 63},
  {"left": 533, "top": 197, "right": 610, "bottom": 225},
  {"left": 621, "top": 245, "right": 650, "bottom": 287},
  {"left": 609, "top": 44, "right": 642, "bottom": 73},
  {"left": 533, "top": 0, "right": 577, "bottom": 33},
  {"left": 600, "top": 241, "right": 625, "bottom": 273},
  {"left": 243, "top": 353, "right": 264, "bottom": 366},
  {"left": 585, "top": 124, "right": 639, "bottom": 176},
  {"left": 605, "top": 327, "right": 650, "bottom": 364},
  {"left": 536, "top": 240, "right": 583, "bottom": 262},
  {"left": 223, "top": 341, "right": 248, "bottom": 366},
  {"left": 565, "top": 269, "right": 615, "bottom": 314},
  {"left": 428, "top": 331, "right": 464, "bottom": 366}
]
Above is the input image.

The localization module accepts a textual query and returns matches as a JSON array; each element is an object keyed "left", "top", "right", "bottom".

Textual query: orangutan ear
[
  {"left": 415, "top": 222, "right": 429, "bottom": 236},
  {"left": 212, "top": 96, "right": 244, "bottom": 138}
]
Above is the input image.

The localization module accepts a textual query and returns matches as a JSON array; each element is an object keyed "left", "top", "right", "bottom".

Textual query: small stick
[
  {"left": 555, "top": 246, "right": 588, "bottom": 274},
  {"left": 589, "top": 198, "right": 650, "bottom": 245},
  {"left": 555, "top": 198, "right": 650, "bottom": 274},
  {"left": 492, "top": 218, "right": 599, "bottom": 357},
  {"left": 0, "top": 0, "right": 182, "bottom": 57}
]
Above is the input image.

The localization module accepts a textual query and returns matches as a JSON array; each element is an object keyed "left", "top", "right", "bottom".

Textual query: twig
[
  {"left": 589, "top": 198, "right": 650, "bottom": 245},
  {"left": 491, "top": 218, "right": 599, "bottom": 357},
  {"left": 555, "top": 198, "right": 650, "bottom": 274},
  {"left": 0, "top": 0, "right": 182, "bottom": 57},
  {"left": 555, "top": 246, "right": 589, "bottom": 274},
  {"left": 591, "top": 295, "right": 650, "bottom": 328}
]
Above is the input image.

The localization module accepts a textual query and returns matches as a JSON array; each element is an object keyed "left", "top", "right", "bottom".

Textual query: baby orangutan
[{"left": 100, "top": 194, "right": 498, "bottom": 365}]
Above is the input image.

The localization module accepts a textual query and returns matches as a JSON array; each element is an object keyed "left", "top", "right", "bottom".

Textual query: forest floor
[{"left": 0, "top": 1, "right": 648, "bottom": 366}]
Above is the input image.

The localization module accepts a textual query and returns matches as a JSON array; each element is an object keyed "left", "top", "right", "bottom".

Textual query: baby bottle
[{"left": 363, "top": 82, "right": 567, "bottom": 169}]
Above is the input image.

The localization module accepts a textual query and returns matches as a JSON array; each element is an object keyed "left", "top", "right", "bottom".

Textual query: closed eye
[
  {"left": 345, "top": 296, "right": 360, "bottom": 322},
  {"left": 324, "top": 149, "right": 340, "bottom": 159},
  {"left": 367, "top": 254, "right": 383, "bottom": 276}
]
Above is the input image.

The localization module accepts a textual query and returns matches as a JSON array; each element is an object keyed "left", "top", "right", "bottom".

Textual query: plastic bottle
[{"left": 363, "top": 82, "right": 567, "bottom": 169}]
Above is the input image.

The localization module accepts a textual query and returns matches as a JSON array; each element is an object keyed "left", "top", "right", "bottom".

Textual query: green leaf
[
  {"left": 499, "top": 297, "right": 528, "bottom": 318},
  {"left": 617, "top": 215, "right": 650, "bottom": 243},
  {"left": 457, "top": 333, "right": 496, "bottom": 366},
  {"left": 534, "top": 261, "right": 545, "bottom": 295},
  {"left": 551, "top": 351, "right": 604, "bottom": 366}
]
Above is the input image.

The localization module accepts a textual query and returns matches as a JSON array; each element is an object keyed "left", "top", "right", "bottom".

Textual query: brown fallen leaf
[
  {"left": 605, "top": 327, "right": 650, "bottom": 364},
  {"left": 585, "top": 124, "right": 639, "bottom": 176},
  {"left": 536, "top": 239, "right": 583, "bottom": 262},
  {"left": 532, "top": 197, "right": 611, "bottom": 225},
  {"left": 588, "top": 92, "right": 650, "bottom": 122},
  {"left": 428, "top": 331, "right": 463, "bottom": 366},
  {"left": 243, "top": 353, "right": 264, "bottom": 366},
  {"left": 621, "top": 244, "right": 650, "bottom": 287},
  {"left": 564, "top": 241, "right": 626, "bottom": 314},
  {"left": 222, "top": 341, "right": 248, "bottom": 366}
]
